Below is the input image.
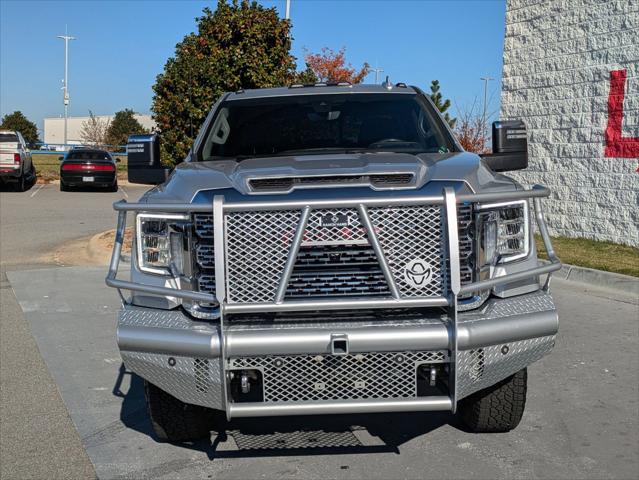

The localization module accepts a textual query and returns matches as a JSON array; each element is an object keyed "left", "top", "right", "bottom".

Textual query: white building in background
[
  {"left": 43, "top": 114, "right": 155, "bottom": 146},
  {"left": 500, "top": 0, "right": 638, "bottom": 247}
]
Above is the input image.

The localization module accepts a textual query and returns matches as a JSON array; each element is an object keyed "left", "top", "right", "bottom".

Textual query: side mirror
[
  {"left": 127, "top": 133, "right": 169, "bottom": 184},
  {"left": 115, "top": 157, "right": 121, "bottom": 163},
  {"left": 481, "top": 120, "right": 528, "bottom": 172},
  {"left": 58, "top": 156, "right": 64, "bottom": 161}
]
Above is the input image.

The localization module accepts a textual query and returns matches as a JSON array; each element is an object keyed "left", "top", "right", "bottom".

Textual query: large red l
[{"left": 604, "top": 69, "right": 639, "bottom": 159}]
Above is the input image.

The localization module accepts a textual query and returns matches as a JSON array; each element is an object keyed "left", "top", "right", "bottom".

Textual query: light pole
[
  {"left": 57, "top": 28, "right": 76, "bottom": 147},
  {"left": 480, "top": 76, "right": 494, "bottom": 135},
  {"left": 285, "top": 0, "right": 290, "bottom": 20},
  {"left": 372, "top": 66, "right": 384, "bottom": 84}
]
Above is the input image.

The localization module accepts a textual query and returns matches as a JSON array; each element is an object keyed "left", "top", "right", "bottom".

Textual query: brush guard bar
[{"left": 106, "top": 184, "right": 561, "bottom": 416}]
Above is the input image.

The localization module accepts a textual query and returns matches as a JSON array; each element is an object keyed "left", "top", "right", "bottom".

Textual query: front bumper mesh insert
[{"left": 229, "top": 350, "right": 448, "bottom": 403}]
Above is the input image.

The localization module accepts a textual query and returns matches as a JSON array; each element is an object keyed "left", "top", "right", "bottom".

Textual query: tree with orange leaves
[{"left": 303, "top": 47, "right": 370, "bottom": 84}]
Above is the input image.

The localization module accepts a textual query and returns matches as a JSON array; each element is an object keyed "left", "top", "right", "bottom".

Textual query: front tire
[
  {"left": 144, "top": 381, "right": 223, "bottom": 442},
  {"left": 458, "top": 368, "right": 527, "bottom": 433}
]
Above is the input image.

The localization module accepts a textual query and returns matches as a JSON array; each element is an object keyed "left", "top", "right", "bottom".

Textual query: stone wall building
[{"left": 500, "top": 0, "right": 638, "bottom": 246}]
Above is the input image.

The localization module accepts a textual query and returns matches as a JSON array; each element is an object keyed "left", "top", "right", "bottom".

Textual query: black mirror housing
[
  {"left": 127, "top": 133, "right": 169, "bottom": 184},
  {"left": 481, "top": 120, "right": 528, "bottom": 172}
]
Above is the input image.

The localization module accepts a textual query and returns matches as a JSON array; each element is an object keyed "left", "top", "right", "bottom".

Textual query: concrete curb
[
  {"left": 88, "top": 231, "right": 130, "bottom": 264},
  {"left": 552, "top": 262, "right": 639, "bottom": 295}
]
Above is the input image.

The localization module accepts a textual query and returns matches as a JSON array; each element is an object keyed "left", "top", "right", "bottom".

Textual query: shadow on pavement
[
  {"left": 0, "top": 176, "right": 37, "bottom": 192},
  {"left": 114, "top": 363, "right": 461, "bottom": 459}
]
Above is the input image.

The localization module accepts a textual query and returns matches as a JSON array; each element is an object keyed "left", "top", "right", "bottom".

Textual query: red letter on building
[{"left": 604, "top": 69, "right": 639, "bottom": 159}]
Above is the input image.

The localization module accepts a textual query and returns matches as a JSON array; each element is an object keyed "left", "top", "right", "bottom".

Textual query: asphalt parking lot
[{"left": 1, "top": 184, "right": 638, "bottom": 480}]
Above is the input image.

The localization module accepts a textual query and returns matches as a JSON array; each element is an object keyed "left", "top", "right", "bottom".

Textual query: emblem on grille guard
[
  {"left": 318, "top": 212, "right": 355, "bottom": 228},
  {"left": 404, "top": 258, "right": 433, "bottom": 289}
]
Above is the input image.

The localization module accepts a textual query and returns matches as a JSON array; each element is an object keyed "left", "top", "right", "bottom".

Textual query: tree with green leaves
[
  {"left": 151, "top": 0, "right": 297, "bottom": 165},
  {"left": 294, "top": 65, "right": 319, "bottom": 85},
  {"left": 429, "top": 80, "right": 456, "bottom": 129},
  {"left": 0, "top": 111, "right": 40, "bottom": 145},
  {"left": 107, "top": 109, "right": 148, "bottom": 147}
]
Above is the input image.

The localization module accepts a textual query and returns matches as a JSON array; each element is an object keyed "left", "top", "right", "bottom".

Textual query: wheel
[
  {"left": 16, "top": 173, "right": 27, "bottom": 192},
  {"left": 109, "top": 181, "right": 118, "bottom": 192},
  {"left": 60, "top": 181, "right": 69, "bottom": 192},
  {"left": 29, "top": 164, "right": 37, "bottom": 186},
  {"left": 144, "top": 380, "right": 223, "bottom": 442},
  {"left": 459, "top": 368, "right": 527, "bottom": 433}
]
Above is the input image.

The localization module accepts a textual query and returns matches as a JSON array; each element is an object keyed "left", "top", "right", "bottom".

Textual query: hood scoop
[{"left": 248, "top": 173, "right": 414, "bottom": 193}]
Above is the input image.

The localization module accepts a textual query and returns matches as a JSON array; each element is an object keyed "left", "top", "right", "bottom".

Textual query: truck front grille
[
  {"left": 229, "top": 350, "right": 448, "bottom": 403},
  {"left": 457, "top": 204, "right": 477, "bottom": 300},
  {"left": 286, "top": 244, "right": 389, "bottom": 298}
]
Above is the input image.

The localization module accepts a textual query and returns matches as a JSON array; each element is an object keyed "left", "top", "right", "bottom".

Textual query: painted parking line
[
  {"left": 29, "top": 183, "right": 45, "bottom": 198},
  {"left": 119, "top": 185, "right": 129, "bottom": 199}
]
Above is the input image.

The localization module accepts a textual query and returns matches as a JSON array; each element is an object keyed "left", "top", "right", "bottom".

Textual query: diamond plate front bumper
[{"left": 118, "top": 290, "right": 558, "bottom": 416}]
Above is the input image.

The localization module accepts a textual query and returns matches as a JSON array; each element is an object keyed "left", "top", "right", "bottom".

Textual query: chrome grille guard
[
  {"left": 106, "top": 185, "right": 561, "bottom": 307},
  {"left": 106, "top": 185, "right": 561, "bottom": 414}
]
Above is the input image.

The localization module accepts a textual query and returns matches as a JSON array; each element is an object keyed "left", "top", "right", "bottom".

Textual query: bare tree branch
[
  {"left": 453, "top": 99, "right": 490, "bottom": 154},
  {"left": 80, "top": 111, "right": 111, "bottom": 148}
]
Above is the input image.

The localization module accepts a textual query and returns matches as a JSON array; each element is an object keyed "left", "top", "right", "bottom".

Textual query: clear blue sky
[{"left": 0, "top": 0, "right": 505, "bottom": 135}]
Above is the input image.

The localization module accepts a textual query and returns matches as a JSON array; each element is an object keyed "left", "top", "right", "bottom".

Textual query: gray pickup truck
[{"left": 106, "top": 83, "right": 561, "bottom": 442}]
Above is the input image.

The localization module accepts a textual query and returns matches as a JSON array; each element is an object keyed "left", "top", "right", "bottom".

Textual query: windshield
[
  {"left": 0, "top": 133, "right": 19, "bottom": 143},
  {"left": 200, "top": 93, "right": 455, "bottom": 160},
  {"left": 66, "top": 151, "right": 112, "bottom": 161}
]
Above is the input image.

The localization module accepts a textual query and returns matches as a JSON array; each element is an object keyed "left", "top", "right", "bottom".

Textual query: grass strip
[{"left": 536, "top": 234, "right": 639, "bottom": 277}]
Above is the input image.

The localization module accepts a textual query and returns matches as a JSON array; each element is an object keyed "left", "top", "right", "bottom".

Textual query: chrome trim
[
  {"left": 221, "top": 195, "right": 444, "bottom": 211},
  {"left": 117, "top": 324, "right": 220, "bottom": 357},
  {"left": 357, "top": 204, "right": 400, "bottom": 299},
  {"left": 226, "top": 324, "right": 450, "bottom": 356},
  {"left": 223, "top": 296, "right": 449, "bottom": 314},
  {"left": 444, "top": 187, "right": 460, "bottom": 412},
  {"left": 115, "top": 301, "right": 558, "bottom": 357},
  {"left": 106, "top": 185, "right": 560, "bottom": 316},
  {"left": 534, "top": 196, "right": 560, "bottom": 291},
  {"left": 106, "top": 278, "right": 215, "bottom": 303},
  {"left": 444, "top": 188, "right": 461, "bottom": 296},
  {"left": 213, "top": 195, "right": 230, "bottom": 418},
  {"left": 274, "top": 206, "right": 311, "bottom": 303},
  {"left": 457, "top": 185, "right": 550, "bottom": 204},
  {"left": 228, "top": 397, "right": 453, "bottom": 418},
  {"left": 111, "top": 186, "right": 551, "bottom": 213}
]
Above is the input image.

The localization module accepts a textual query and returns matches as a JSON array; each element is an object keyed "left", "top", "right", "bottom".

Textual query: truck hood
[{"left": 141, "top": 151, "right": 517, "bottom": 204}]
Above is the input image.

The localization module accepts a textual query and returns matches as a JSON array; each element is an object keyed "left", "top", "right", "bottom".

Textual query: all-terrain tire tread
[
  {"left": 144, "top": 380, "right": 217, "bottom": 442},
  {"left": 459, "top": 368, "right": 527, "bottom": 433}
]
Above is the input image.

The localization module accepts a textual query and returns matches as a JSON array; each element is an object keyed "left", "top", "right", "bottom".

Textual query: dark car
[{"left": 59, "top": 149, "right": 118, "bottom": 192}]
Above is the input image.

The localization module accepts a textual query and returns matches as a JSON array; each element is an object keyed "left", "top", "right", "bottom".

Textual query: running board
[{"left": 228, "top": 397, "right": 453, "bottom": 418}]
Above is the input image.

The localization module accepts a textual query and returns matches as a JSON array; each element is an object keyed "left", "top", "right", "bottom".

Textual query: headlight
[
  {"left": 478, "top": 200, "right": 530, "bottom": 265},
  {"left": 136, "top": 213, "right": 189, "bottom": 275}
]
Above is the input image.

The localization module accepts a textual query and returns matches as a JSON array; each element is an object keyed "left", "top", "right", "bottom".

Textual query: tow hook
[
  {"left": 240, "top": 372, "right": 250, "bottom": 394},
  {"left": 429, "top": 365, "right": 437, "bottom": 387}
]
